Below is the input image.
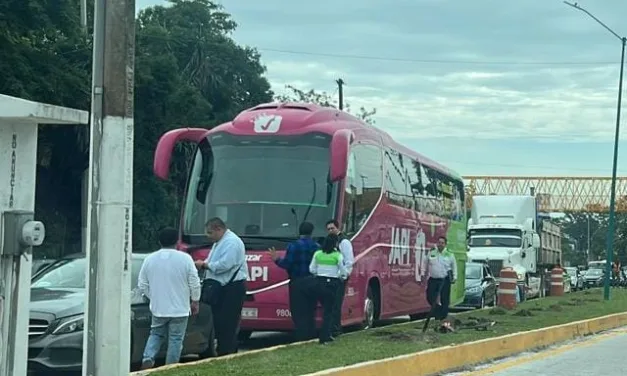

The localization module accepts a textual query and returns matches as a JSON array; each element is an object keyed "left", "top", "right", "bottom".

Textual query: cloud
[
  {"left": 140, "top": 0, "right": 627, "bottom": 175},
  {"left": 266, "top": 59, "right": 619, "bottom": 142}
]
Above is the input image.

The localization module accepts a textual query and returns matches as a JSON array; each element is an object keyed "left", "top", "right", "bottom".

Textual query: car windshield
[
  {"left": 465, "top": 264, "right": 482, "bottom": 279},
  {"left": 586, "top": 269, "right": 602, "bottom": 276},
  {"left": 182, "top": 132, "right": 339, "bottom": 245},
  {"left": 565, "top": 268, "right": 577, "bottom": 275},
  {"left": 31, "top": 257, "right": 145, "bottom": 289}
]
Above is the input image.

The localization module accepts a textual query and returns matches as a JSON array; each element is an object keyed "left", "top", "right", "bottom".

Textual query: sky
[{"left": 138, "top": 0, "right": 627, "bottom": 178}]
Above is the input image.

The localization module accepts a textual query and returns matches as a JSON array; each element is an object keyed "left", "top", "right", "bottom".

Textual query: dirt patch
[
  {"left": 549, "top": 304, "right": 564, "bottom": 312},
  {"left": 370, "top": 330, "right": 395, "bottom": 337},
  {"left": 386, "top": 332, "right": 417, "bottom": 342},
  {"left": 586, "top": 298, "right": 601, "bottom": 303},
  {"left": 513, "top": 309, "right": 535, "bottom": 317},
  {"left": 488, "top": 307, "right": 508, "bottom": 315},
  {"left": 371, "top": 329, "right": 439, "bottom": 343},
  {"left": 559, "top": 300, "right": 578, "bottom": 306}
]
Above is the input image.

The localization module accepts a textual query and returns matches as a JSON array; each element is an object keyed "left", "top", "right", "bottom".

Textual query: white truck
[{"left": 467, "top": 195, "right": 562, "bottom": 301}]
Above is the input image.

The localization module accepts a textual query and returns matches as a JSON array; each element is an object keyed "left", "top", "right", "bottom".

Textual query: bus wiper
[{"left": 302, "top": 177, "right": 317, "bottom": 225}]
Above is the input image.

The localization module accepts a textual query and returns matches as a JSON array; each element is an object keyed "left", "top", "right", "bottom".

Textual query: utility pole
[
  {"left": 587, "top": 214, "right": 591, "bottom": 262},
  {"left": 336, "top": 78, "right": 345, "bottom": 110},
  {"left": 564, "top": 1, "right": 625, "bottom": 301},
  {"left": 80, "top": 0, "right": 87, "bottom": 31},
  {"left": 83, "top": 0, "right": 135, "bottom": 375}
]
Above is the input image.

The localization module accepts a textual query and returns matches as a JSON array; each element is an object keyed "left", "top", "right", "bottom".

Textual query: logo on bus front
[{"left": 252, "top": 113, "right": 282, "bottom": 133}]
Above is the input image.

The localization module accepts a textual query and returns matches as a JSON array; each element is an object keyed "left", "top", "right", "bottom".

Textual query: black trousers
[
  {"left": 288, "top": 276, "right": 317, "bottom": 341},
  {"left": 210, "top": 279, "right": 246, "bottom": 356},
  {"left": 426, "top": 277, "right": 451, "bottom": 320},
  {"left": 314, "top": 276, "right": 341, "bottom": 343},
  {"left": 331, "top": 278, "right": 347, "bottom": 335}
]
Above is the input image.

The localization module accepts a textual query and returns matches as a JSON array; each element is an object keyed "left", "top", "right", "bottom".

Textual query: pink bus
[{"left": 153, "top": 102, "right": 468, "bottom": 339}]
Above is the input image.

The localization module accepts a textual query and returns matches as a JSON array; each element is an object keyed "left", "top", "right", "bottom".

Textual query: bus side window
[
  {"left": 343, "top": 150, "right": 358, "bottom": 234},
  {"left": 353, "top": 143, "right": 383, "bottom": 231}
]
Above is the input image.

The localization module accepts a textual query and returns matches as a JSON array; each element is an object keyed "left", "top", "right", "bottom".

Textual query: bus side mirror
[
  {"left": 329, "top": 129, "right": 354, "bottom": 182},
  {"left": 153, "top": 128, "right": 208, "bottom": 180}
]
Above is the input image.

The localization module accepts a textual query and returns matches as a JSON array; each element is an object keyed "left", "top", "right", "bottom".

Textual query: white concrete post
[
  {"left": 0, "top": 94, "right": 88, "bottom": 376},
  {"left": 0, "top": 122, "right": 37, "bottom": 376}
]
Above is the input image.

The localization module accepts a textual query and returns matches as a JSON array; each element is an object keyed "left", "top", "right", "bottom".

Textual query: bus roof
[{"left": 208, "top": 102, "right": 463, "bottom": 181}]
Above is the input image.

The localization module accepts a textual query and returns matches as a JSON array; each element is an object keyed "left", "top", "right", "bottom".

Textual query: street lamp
[{"left": 564, "top": 1, "right": 626, "bottom": 300}]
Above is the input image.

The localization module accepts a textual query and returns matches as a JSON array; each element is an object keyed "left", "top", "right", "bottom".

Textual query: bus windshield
[{"left": 182, "top": 132, "right": 339, "bottom": 246}]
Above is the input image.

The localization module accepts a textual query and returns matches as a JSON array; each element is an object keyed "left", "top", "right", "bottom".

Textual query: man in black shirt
[{"left": 269, "top": 222, "right": 319, "bottom": 341}]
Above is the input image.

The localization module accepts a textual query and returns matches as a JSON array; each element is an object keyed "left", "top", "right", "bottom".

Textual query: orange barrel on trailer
[
  {"left": 550, "top": 267, "right": 564, "bottom": 296},
  {"left": 497, "top": 267, "right": 518, "bottom": 310}
]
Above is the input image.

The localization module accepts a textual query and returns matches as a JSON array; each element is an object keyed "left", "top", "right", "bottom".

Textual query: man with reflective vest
[
  {"left": 325, "top": 219, "right": 354, "bottom": 337},
  {"left": 426, "top": 236, "right": 457, "bottom": 322}
]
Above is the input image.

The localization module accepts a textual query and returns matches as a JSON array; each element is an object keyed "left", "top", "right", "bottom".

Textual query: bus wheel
[{"left": 362, "top": 286, "right": 376, "bottom": 329}]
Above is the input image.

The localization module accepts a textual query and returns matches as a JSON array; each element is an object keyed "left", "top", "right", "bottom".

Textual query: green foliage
[
  {"left": 275, "top": 84, "right": 377, "bottom": 125},
  {"left": 558, "top": 212, "right": 627, "bottom": 265},
  {"left": 1, "top": 0, "right": 273, "bottom": 254}
]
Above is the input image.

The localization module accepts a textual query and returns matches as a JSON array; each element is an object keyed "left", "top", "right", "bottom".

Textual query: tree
[
  {"left": 275, "top": 84, "right": 377, "bottom": 125},
  {"left": 132, "top": 0, "right": 274, "bottom": 248},
  {"left": 1, "top": 0, "right": 274, "bottom": 254}
]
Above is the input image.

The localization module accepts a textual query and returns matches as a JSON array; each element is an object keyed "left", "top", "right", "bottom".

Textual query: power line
[
  {"left": 52, "top": 33, "right": 621, "bottom": 66},
  {"left": 256, "top": 47, "right": 620, "bottom": 66}
]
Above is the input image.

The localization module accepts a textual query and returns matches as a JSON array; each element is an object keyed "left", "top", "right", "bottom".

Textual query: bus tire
[{"left": 362, "top": 280, "right": 380, "bottom": 329}]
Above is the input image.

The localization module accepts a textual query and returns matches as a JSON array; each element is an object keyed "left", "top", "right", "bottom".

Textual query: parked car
[
  {"left": 582, "top": 267, "right": 604, "bottom": 288},
  {"left": 564, "top": 267, "right": 584, "bottom": 291},
  {"left": 28, "top": 253, "right": 216, "bottom": 373},
  {"left": 458, "top": 262, "right": 497, "bottom": 309},
  {"left": 31, "top": 258, "right": 57, "bottom": 277}
]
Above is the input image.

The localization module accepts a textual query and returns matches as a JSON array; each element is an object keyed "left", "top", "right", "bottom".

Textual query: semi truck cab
[{"left": 467, "top": 195, "right": 543, "bottom": 300}]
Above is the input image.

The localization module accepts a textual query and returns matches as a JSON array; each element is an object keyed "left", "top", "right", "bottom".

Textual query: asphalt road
[{"left": 448, "top": 326, "right": 627, "bottom": 375}]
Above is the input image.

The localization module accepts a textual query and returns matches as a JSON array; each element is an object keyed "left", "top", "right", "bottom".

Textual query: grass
[{"left": 152, "top": 289, "right": 627, "bottom": 376}]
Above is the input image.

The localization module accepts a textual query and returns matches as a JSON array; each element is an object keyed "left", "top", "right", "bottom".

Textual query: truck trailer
[{"left": 466, "top": 194, "right": 562, "bottom": 301}]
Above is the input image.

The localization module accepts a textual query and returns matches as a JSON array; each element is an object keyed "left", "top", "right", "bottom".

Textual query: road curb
[
  {"left": 129, "top": 337, "right": 318, "bottom": 375},
  {"left": 301, "top": 312, "right": 627, "bottom": 376}
]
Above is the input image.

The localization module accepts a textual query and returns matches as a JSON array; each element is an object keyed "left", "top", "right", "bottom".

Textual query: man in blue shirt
[
  {"left": 269, "top": 221, "right": 319, "bottom": 341},
  {"left": 195, "top": 217, "right": 248, "bottom": 356}
]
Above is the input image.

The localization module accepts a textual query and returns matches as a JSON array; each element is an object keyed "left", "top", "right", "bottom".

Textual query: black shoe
[{"left": 319, "top": 337, "right": 335, "bottom": 345}]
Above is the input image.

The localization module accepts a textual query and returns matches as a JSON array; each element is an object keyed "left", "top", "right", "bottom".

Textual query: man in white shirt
[
  {"left": 138, "top": 227, "right": 201, "bottom": 369},
  {"left": 194, "top": 217, "right": 248, "bottom": 356},
  {"left": 426, "top": 236, "right": 457, "bottom": 321},
  {"left": 325, "top": 219, "right": 354, "bottom": 337}
]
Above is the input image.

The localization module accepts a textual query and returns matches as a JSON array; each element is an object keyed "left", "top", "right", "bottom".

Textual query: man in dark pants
[
  {"left": 269, "top": 222, "right": 319, "bottom": 341},
  {"left": 426, "top": 236, "right": 457, "bottom": 321},
  {"left": 325, "top": 219, "right": 354, "bottom": 337},
  {"left": 195, "top": 217, "right": 248, "bottom": 356}
]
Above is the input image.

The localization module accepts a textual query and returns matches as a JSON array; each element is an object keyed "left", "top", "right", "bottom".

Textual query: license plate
[{"left": 241, "top": 308, "right": 258, "bottom": 319}]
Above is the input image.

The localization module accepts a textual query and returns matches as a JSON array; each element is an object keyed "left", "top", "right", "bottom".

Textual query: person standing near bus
[
  {"left": 309, "top": 233, "right": 348, "bottom": 344},
  {"left": 426, "top": 236, "right": 457, "bottom": 322},
  {"left": 268, "top": 222, "right": 319, "bottom": 341},
  {"left": 194, "top": 217, "right": 248, "bottom": 356},
  {"left": 325, "top": 219, "right": 354, "bottom": 337},
  {"left": 137, "top": 227, "right": 201, "bottom": 369}
]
